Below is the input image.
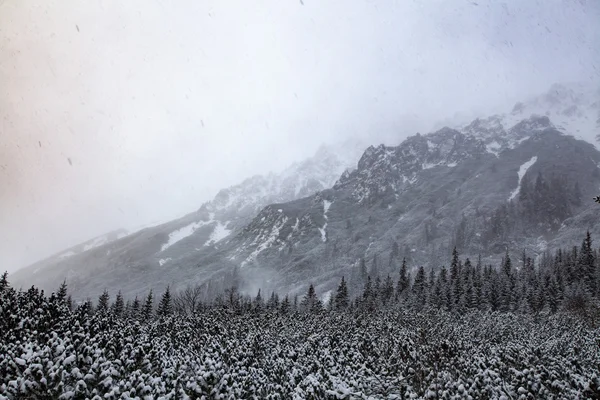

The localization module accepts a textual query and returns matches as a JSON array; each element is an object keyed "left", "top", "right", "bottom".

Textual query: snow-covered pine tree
[
  {"left": 97, "top": 289, "right": 110, "bottom": 313},
  {"left": 112, "top": 290, "right": 125, "bottom": 317},
  {"left": 0, "top": 271, "right": 8, "bottom": 293},
  {"left": 334, "top": 276, "right": 349, "bottom": 310},
  {"left": 157, "top": 286, "right": 173, "bottom": 317},
  {"left": 412, "top": 266, "right": 427, "bottom": 310},
  {"left": 253, "top": 289, "right": 263, "bottom": 312},
  {"left": 280, "top": 294, "right": 291, "bottom": 314},
  {"left": 578, "top": 230, "right": 596, "bottom": 296},
  {"left": 396, "top": 258, "right": 410, "bottom": 303},
  {"left": 142, "top": 289, "right": 154, "bottom": 321}
]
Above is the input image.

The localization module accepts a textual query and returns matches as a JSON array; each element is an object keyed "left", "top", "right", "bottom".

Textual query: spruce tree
[
  {"left": 254, "top": 289, "right": 263, "bottom": 312},
  {"left": 0, "top": 271, "right": 8, "bottom": 293},
  {"left": 112, "top": 291, "right": 124, "bottom": 317},
  {"left": 579, "top": 231, "right": 596, "bottom": 296},
  {"left": 438, "top": 266, "right": 451, "bottom": 311},
  {"left": 301, "top": 284, "right": 321, "bottom": 313},
  {"left": 66, "top": 295, "right": 73, "bottom": 311},
  {"left": 412, "top": 266, "right": 427, "bottom": 309},
  {"left": 474, "top": 255, "right": 483, "bottom": 307},
  {"left": 502, "top": 248, "right": 512, "bottom": 278},
  {"left": 450, "top": 247, "right": 460, "bottom": 282},
  {"left": 334, "top": 276, "right": 349, "bottom": 310},
  {"left": 142, "top": 290, "right": 154, "bottom": 321},
  {"left": 396, "top": 258, "right": 410, "bottom": 302},
  {"left": 57, "top": 280, "right": 68, "bottom": 302},
  {"left": 267, "top": 291, "right": 279, "bottom": 310},
  {"left": 97, "top": 290, "right": 110, "bottom": 313},
  {"left": 280, "top": 295, "right": 291, "bottom": 314},
  {"left": 157, "top": 286, "right": 173, "bottom": 317},
  {"left": 131, "top": 296, "right": 140, "bottom": 318}
]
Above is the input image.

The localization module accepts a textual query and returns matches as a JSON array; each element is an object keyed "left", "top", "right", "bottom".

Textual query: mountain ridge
[{"left": 10, "top": 82, "right": 600, "bottom": 301}]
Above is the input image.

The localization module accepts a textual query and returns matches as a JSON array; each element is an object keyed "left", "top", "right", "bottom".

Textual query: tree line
[{"left": 4, "top": 231, "right": 597, "bottom": 325}]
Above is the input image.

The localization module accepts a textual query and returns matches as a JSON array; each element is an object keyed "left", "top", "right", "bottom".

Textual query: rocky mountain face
[
  {"left": 10, "top": 140, "right": 366, "bottom": 299},
  {"left": 12, "top": 83, "right": 600, "bottom": 302},
  {"left": 195, "top": 113, "right": 600, "bottom": 300},
  {"left": 459, "top": 82, "right": 600, "bottom": 147}
]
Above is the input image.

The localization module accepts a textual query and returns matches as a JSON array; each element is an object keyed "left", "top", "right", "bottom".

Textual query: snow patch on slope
[
  {"left": 205, "top": 221, "right": 232, "bottom": 246},
  {"left": 508, "top": 156, "right": 538, "bottom": 201},
  {"left": 319, "top": 200, "right": 333, "bottom": 242},
  {"left": 161, "top": 217, "right": 214, "bottom": 252}
]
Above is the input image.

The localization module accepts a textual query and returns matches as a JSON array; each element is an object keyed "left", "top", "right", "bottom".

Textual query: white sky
[{"left": 1, "top": 0, "right": 599, "bottom": 272}]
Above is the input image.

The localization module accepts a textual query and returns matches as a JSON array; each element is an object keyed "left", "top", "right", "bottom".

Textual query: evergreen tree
[
  {"left": 438, "top": 266, "right": 451, "bottom": 311},
  {"left": 280, "top": 295, "right": 291, "bottom": 314},
  {"left": 579, "top": 230, "right": 596, "bottom": 296},
  {"left": 157, "top": 286, "right": 173, "bottom": 317},
  {"left": 334, "top": 276, "right": 349, "bottom": 310},
  {"left": 427, "top": 268, "right": 435, "bottom": 294},
  {"left": 254, "top": 289, "right": 264, "bottom": 312},
  {"left": 462, "top": 275, "right": 477, "bottom": 309},
  {"left": 545, "top": 275, "right": 559, "bottom": 313},
  {"left": 142, "top": 290, "right": 154, "bottom": 321},
  {"left": 412, "top": 266, "right": 427, "bottom": 309},
  {"left": 267, "top": 291, "right": 279, "bottom": 310},
  {"left": 450, "top": 247, "right": 460, "bottom": 282},
  {"left": 63, "top": 295, "right": 72, "bottom": 311},
  {"left": 396, "top": 258, "right": 410, "bottom": 302},
  {"left": 131, "top": 296, "right": 140, "bottom": 318},
  {"left": 362, "top": 276, "right": 376, "bottom": 311},
  {"left": 502, "top": 248, "right": 513, "bottom": 278},
  {"left": 432, "top": 276, "right": 443, "bottom": 308},
  {"left": 57, "top": 280, "right": 68, "bottom": 302},
  {"left": 112, "top": 291, "right": 124, "bottom": 317},
  {"left": 488, "top": 270, "right": 501, "bottom": 311},
  {"left": 301, "top": 284, "right": 322, "bottom": 313},
  {"left": 473, "top": 255, "right": 483, "bottom": 307},
  {"left": 0, "top": 271, "right": 8, "bottom": 293},
  {"left": 97, "top": 290, "right": 110, "bottom": 313}
]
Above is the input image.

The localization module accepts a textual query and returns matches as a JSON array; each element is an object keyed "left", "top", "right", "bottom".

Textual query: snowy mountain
[
  {"left": 10, "top": 140, "right": 366, "bottom": 297},
  {"left": 460, "top": 82, "right": 600, "bottom": 148},
  {"left": 12, "top": 83, "right": 600, "bottom": 302}
]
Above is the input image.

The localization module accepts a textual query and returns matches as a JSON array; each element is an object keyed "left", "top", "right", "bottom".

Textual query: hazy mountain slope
[
  {"left": 21, "top": 228, "right": 129, "bottom": 275},
  {"left": 10, "top": 140, "right": 366, "bottom": 298},
  {"left": 12, "top": 83, "right": 600, "bottom": 302},
  {"left": 170, "top": 115, "right": 600, "bottom": 300}
]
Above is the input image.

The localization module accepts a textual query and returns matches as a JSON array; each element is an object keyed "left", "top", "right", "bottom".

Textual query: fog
[{"left": 0, "top": 0, "right": 598, "bottom": 272}]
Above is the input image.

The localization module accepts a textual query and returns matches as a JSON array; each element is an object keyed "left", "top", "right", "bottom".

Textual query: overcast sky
[{"left": 1, "top": 0, "right": 599, "bottom": 272}]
